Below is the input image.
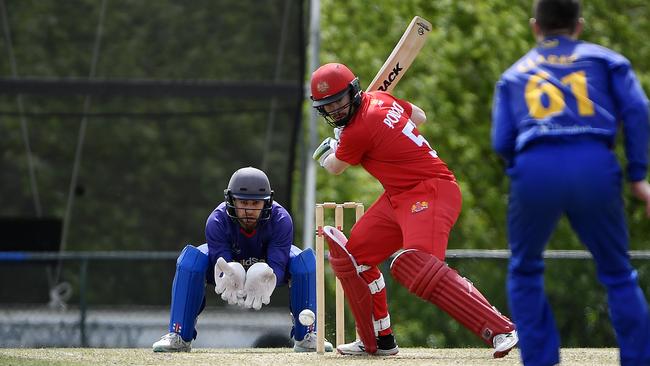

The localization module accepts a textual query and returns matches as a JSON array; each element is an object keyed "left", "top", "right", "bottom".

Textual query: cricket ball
[{"left": 298, "top": 309, "right": 315, "bottom": 326}]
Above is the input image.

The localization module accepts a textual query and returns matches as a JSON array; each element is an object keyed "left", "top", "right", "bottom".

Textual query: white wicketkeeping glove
[
  {"left": 214, "top": 257, "right": 246, "bottom": 306},
  {"left": 312, "top": 137, "right": 338, "bottom": 167},
  {"left": 243, "top": 262, "right": 277, "bottom": 310}
]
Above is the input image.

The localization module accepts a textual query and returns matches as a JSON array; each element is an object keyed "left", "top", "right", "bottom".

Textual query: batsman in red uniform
[{"left": 311, "top": 63, "right": 518, "bottom": 357}]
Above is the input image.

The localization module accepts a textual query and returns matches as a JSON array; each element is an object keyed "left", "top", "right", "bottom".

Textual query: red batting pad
[
  {"left": 390, "top": 249, "right": 514, "bottom": 344},
  {"left": 324, "top": 226, "right": 378, "bottom": 354}
]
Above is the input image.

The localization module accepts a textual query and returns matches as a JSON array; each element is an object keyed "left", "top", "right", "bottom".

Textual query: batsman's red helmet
[
  {"left": 310, "top": 63, "right": 362, "bottom": 127},
  {"left": 310, "top": 63, "right": 358, "bottom": 107}
]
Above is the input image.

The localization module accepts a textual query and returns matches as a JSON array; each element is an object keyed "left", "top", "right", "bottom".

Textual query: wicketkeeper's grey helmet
[{"left": 224, "top": 167, "right": 274, "bottom": 221}]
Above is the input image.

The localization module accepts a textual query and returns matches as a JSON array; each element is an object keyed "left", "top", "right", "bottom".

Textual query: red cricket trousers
[{"left": 345, "top": 177, "right": 462, "bottom": 335}]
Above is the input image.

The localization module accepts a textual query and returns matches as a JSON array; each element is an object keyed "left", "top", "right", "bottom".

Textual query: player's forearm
[
  {"left": 266, "top": 241, "right": 291, "bottom": 285},
  {"left": 491, "top": 125, "right": 516, "bottom": 167},
  {"left": 622, "top": 103, "right": 649, "bottom": 182},
  {"left": 323, "top": 154, "right": 349, "bottom": 175},
  {"left": 410, "top": 103, "right": 427, "bottom": 126},
  {"left": 613, "top": 65, "right": 649, "bottom": 181},
  {"left": 206, "top": 235, "right": 233, "bottom": 262},
  {"left": 491, "top": 84, "right": 518, "bottom": 166}
]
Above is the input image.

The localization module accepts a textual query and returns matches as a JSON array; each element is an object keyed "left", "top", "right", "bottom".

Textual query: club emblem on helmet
[
  {"left": 317, "top": 81, "right": 330, "bottom": 93},
  {"left": 411, "top": 201, "right": 429, "bottom": 213}
]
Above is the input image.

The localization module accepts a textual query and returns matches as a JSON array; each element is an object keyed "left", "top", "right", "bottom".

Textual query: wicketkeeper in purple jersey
[
  {"left": 491, "top": 1, "right": 650, "bottom": 365},
  {"left": 152, "top": 167, "right": 333, "bottom": 352}
]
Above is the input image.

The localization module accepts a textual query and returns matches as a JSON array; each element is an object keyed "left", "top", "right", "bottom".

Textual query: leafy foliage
[{"left": 0, "top": 0, "right": 303, "bottom": 251}]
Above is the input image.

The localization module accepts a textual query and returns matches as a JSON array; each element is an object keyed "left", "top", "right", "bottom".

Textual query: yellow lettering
[{"left": 517, "top": 53, "right": 580, "bottom": 73}]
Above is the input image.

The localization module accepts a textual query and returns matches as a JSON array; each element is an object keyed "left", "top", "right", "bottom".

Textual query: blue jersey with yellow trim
[{"left": 492, "top": 36, "right": 649, "bottom": 181}]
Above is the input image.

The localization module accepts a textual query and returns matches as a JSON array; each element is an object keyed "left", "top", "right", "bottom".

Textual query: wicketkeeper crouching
[{"left": 152, "top": 167, "right": 332, "bottom": 353}]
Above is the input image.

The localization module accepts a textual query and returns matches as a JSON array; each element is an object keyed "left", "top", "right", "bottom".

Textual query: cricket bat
[{"left": 366, "top": 16, "right": 432, "bottom": 93}]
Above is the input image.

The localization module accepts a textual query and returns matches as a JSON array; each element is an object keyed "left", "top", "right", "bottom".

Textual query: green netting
[{"left": 0, "top": 0, "right": 305, "bottom": 254}]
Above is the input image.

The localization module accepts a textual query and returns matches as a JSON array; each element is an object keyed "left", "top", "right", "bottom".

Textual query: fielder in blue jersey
[
  {"left": 152, "top": 167, "right": 333, "bottom": 352},
  {"left": 491, "top": 1, "right": 650, "bottom": 365}
]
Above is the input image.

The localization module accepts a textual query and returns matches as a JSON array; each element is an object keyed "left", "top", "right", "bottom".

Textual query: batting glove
[
  {"left": 214, "top": 257, "right": 246, "bottom": 306},
  {"left": 243, "top": 262, "right": 276, "bottom": 310},
  {"left": 333, "top": 127, "right": 344, "bottom": 140},
  {"left": 312, "top": 137, "right": 338, "bottom": 167}
]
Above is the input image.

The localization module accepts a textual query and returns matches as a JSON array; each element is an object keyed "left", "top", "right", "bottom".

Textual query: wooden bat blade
[{"left": 366, "top": 16, "right": 432, "bottom": 93}]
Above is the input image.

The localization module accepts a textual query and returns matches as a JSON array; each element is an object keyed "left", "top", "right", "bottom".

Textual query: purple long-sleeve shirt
[{"left": 205, "top": 201, "right": 293, "bottom": 286}]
